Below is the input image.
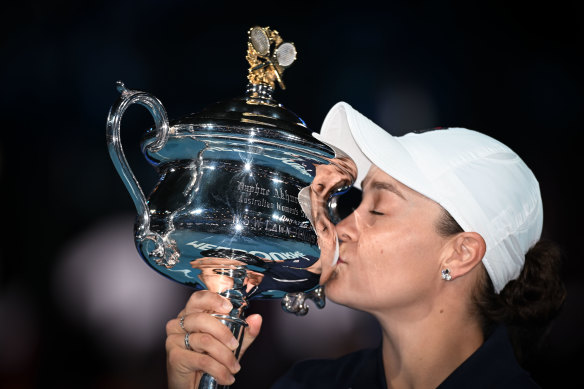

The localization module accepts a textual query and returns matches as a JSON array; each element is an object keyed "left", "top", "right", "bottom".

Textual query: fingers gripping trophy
[{"left": 106, "top": 26, "right": 357, "bottom": 388}]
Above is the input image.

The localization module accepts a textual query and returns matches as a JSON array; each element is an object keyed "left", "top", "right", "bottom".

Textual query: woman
[{"left": 165, "top": 102, "right": 565, "bottom": 388}]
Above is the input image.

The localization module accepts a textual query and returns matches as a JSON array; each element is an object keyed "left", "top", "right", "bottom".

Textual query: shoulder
[
  {"left": 501, "top": 373, "right": 541, "bottom": 389},
  {"left": 438, "top": 325, "right": 541, "bottom": 389},
  {"left": 270, "top": 347, "right": 385, "bottom": 389}
]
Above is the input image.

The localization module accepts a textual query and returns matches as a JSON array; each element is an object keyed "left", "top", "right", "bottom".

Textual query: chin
[{"left": 322, "top": 273, "right": 346, "bottom": 304}]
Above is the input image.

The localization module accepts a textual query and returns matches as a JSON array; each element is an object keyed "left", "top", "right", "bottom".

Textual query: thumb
[{"left": 239, "top": 313, "right": 262, "bottom": 357}]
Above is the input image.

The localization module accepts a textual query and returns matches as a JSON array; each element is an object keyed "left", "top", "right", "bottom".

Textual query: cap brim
[{"left": 313, "top": 104, "right": 370, "bottom": 189}]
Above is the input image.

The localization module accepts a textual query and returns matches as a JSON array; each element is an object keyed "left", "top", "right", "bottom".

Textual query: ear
[{"left": 442, "top": 232, "right": 486, "bottom": 279}]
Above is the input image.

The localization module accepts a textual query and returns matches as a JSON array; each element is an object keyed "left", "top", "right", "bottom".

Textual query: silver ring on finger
[
  {"left": 184, "top": 332, "right": 193, "bottom": 351},
  {"left": 179, "top": 315, "right": 186, "bottom": 332}
]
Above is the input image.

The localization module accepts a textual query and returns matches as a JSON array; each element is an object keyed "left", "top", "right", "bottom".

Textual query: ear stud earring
[{"left": 441, "top": 268, "right": 452, "bottom": 281}]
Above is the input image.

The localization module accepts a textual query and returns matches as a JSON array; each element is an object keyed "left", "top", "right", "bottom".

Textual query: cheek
[
  {"left": 362, "top": 221, "right": 438, "bottom": 274},
  {"left": 351, "top": 230, "right": 400, "bottom": 288}
]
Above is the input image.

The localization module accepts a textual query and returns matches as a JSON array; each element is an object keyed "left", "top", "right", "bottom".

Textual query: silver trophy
[{"left": 106, "top": 26, "right": 356, "bottom": 389}]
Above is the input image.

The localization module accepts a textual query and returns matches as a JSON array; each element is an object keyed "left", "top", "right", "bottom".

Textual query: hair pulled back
[
  {"left": 474, "top": 239, "right": 566, "bottom": 364},
  {"left": 437, "top": 210, "right": 566, "bottom": 365}
]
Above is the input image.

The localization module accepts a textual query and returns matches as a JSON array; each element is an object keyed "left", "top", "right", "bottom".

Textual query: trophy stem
[{"left": 198, "top": 267, "right": 249, "bottom": 389}]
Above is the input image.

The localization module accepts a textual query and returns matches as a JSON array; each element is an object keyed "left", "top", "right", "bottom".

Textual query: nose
[{"left": 335, "top": 208, "right": 359, "bottom": 243}]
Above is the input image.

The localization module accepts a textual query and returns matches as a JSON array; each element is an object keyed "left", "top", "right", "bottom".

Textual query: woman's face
[{"left": 325, "top": 165, "right": 451, "bottom": 315}]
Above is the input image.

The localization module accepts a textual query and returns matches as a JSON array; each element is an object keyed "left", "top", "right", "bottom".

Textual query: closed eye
[{"left": 370, "top": 210, "right": 384, "bottom": 215}]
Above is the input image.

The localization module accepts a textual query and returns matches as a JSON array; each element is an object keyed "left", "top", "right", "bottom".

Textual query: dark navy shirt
[{"left": 271, "top": 326, "right": 540, "bottom": 389}]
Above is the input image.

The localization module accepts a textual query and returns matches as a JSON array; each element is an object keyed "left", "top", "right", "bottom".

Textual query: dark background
[{"left": 1, "top": 1, "right": 582, "bottom": 388}]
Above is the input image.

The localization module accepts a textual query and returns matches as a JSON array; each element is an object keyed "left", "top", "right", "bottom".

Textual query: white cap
[{"left": 314, "top": 102, "right": 543, "bottom": 293}]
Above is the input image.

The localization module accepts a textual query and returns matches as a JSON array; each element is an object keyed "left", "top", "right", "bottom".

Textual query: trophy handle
[{"left": 105, "top": 81, "right": 170, "bottom": 238}]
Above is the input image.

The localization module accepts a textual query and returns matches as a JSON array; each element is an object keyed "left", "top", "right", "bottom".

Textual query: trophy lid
[
  {"left": 141, "top": 26, "right": 333, "bottom": 166},
  {"left": 173, "top": 85, "right": 310, "bottom": 138},
  {"left": 164, "top": 27, "right": 325, "bottom": 146}
]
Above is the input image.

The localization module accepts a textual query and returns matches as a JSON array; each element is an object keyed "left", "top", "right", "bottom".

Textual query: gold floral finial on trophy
[{"left": 246, "top": 26, "right": 297, "bottom": 90}]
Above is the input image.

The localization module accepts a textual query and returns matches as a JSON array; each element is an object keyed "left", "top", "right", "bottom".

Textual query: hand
[{"left": 165, "top": 290, "right": 263, "bottom": 388}]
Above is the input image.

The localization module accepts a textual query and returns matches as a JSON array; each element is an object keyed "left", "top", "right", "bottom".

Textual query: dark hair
[{"left": 437, "top": 209, "right": 566, "bottom": 366}]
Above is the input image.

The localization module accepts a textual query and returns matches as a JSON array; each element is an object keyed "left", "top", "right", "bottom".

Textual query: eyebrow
[{"left": 361, "top": 178, "right": 407, "bottom": 200}]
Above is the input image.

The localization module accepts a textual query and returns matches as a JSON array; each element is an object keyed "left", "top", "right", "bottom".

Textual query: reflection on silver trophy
[{"left": 106, "top": 26, "right": 357, "bottom": 389}]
